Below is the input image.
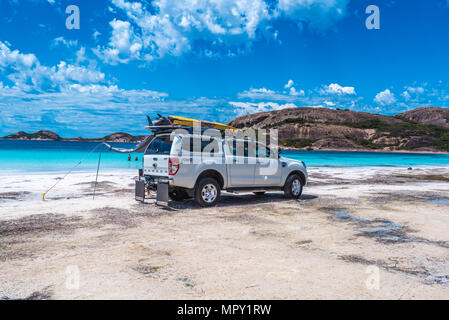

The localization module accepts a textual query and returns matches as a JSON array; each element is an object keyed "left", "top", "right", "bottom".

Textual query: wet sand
[{"left": 0, "top": 167, "right": 448, "bottom": 299}]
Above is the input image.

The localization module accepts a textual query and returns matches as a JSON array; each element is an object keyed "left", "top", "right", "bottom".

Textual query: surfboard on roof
[{"left": 145, "top": 114, "right": 235, "bottom": 132}]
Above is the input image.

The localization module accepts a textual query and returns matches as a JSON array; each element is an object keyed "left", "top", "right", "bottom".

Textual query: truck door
[
  {"left": 254, "top": 143, "right": 281, "bottom": 186},
  {"left": 225, "top": 139, "right": 256, "bottom": 187}
]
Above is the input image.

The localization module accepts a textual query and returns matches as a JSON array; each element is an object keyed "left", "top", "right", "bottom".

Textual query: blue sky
[{"left": 1, "top": 0, "right": 449, "bottom": 137}]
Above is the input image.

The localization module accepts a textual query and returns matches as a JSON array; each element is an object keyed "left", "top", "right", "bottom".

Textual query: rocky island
[{"left": 1, "top": 131, "right": 146, "bottom": 143}]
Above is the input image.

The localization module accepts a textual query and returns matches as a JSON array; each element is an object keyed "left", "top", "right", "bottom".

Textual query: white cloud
[
  {"left": 51, "top": 62, "right": 105, "bottom": 85},
  {"left": 403, "top": 86, "right": 425, "bottom": 98},
  {"left": 97, "top": 0, "right": 350, "bottom": 64},
  {"left": 401, "top": 91, "right": 411, "bottom": 101},
  {"left": 230, "top": 101, "right": 297, "bottom": 116},
  {"left": 289, "top": 87, "right": 304, "bottom": 96},
  {"left": 0, "top": 41, "right": 106, "bottom": 92},
  {"left": 374, "top": 89, "right": 396, "bottom": 106},
  {"left": 93, "top": 30, "right": 102, "bottom": 42},
  {"left": 75, "top": 47, "right": 87, "bottom": 64},
  {"left": 52, "top": 36, "right": 78, "bottom": 48},
  {"left": 238, "top": 87, "right": 276, "bottom": 99},
  {"left": 321, "top": 83, "right": 356, "bottom": 95},
  {"left": 284, "top": 79, "right": 294, "bottom": 89},
  {"left": 97, "top": 19, "right": 143, "bottom": 64},
  {"left": 407, "top": 86, "right": 425, "bottom": 94},
  {"left": 0, "top": 41, "right": 38, "bottom": 69}
]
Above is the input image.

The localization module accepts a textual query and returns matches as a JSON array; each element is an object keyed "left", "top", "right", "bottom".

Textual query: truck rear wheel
[
  {"left": 283, "top": 174, "right": 303, "bottom": 199},
  {"left": 195, "top": 177, "right": 221, "bottom": 207}
]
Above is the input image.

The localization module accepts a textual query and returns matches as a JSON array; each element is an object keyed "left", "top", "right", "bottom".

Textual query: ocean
[{"left": 0, "top": 140, "right": 448, "bottom": 173}]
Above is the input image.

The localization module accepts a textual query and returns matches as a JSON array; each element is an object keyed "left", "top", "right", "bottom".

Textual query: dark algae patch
[
  {"left": 395, "top": 174, "right": 449, "bottom": 182},
  {"left": 320, "top": 207, "right": 449, "bottom": 249}
]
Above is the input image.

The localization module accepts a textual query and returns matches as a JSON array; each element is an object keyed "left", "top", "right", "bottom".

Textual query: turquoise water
[
  {"left": 281, "top": 149, "right": 449, "bottom": 167},
  {"left": 0, "top": 140, "right": 448, "bottom": 173},
  {"left": 0, "top": 140, "right": 142, "bottom": 173}
]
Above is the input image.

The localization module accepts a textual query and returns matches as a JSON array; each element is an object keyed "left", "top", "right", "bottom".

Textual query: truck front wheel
[
  {"left": 283, "top": 174, "right": 303, "bottom": 199},
  {"left": 195, "top": 177, "right": 221, "bottom": 207}
]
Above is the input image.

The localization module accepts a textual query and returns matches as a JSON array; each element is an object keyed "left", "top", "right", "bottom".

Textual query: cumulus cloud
[
  {"left": 0, "top": 41, "right": 38, "bottom": 69},
  {"left": 237, "top": 81, "right": 360, "bottom": 110},
  {"left": 238, "top": 88, "right": 276, "bottom": 99},
  {"left": 96, "top": 0, "right": 350, "bottom": 64},
  {"left": 0, "top": 41, "right": 105, "bottom": 92},
  {"left": 321, "top": 83, "right": 356, "bottom": 95},
  {"left": 284, "top": 79, "right": 294, "bottom": 89},
  {"left": 230, "top": 101, "right": 297, "bottom": 116},
  {"left": 289, "top": 87, "right": 304, "bottom": 96},
  {"left": 96, "top": 19, "right": 143, "bottom": 64},
  {"left": 374, "top": 89, "right": 396, "bottom": 106},
  {"left": 52, "top": 36, "right": 78, "bottom": 48},
  {"left": 238, "top": 83, "right": 305, "bottom": 100}
]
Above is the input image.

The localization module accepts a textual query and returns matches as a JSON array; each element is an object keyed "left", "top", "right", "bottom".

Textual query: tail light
[{"left": 168, "top": 157, "right": 180, "bottom": 175}]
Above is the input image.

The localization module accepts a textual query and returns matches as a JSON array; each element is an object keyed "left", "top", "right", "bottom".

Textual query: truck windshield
[{"left": 145, "top": 135, "right": 172, "bottom": 155}]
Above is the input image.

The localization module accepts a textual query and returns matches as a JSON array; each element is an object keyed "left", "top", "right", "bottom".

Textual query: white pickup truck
[{"left": 142, "top": 131, "right": 308, "bottom": 206}]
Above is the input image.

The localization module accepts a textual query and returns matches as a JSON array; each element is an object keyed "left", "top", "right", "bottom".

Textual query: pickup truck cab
[{"left": 143, "top": 131, "right": 308, "bottom": 206}]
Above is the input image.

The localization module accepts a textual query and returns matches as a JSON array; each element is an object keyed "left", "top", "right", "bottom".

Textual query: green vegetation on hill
[
  {"left": 352, "top": 139, "right": 382, "bottom": 149},
  {"left": 280, "top": 138, "right": 315, "bottom": 148},
  {"left": 341, "top": 118, "right": 449, "bottom": 151}
]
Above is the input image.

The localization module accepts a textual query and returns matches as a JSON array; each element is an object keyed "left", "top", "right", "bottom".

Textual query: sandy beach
[{"left": 1, "top": 166, "right": 449, "bottom": 299}]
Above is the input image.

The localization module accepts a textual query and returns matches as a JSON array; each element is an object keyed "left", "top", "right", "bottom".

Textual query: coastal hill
[
  {"left": 1, "top": 131, "right": 145, "bottom": 143},
  {"left": 228, "top": 107, "right": 449, "bottom": 152},
  {"left": 400, "top": 107, "right": 449, "bottom": 128}
]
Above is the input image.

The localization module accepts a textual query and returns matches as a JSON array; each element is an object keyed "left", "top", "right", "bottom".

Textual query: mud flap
[
  {"left": 156, "top": 180, "right": 169, "bottom": 206},
  {"left": 135, "top": 180, "right": 145, "bottom": 203}
]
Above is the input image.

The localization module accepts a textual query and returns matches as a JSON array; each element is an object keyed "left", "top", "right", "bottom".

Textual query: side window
[
  {"left": 227, "top": 140, "right": 237, "bottom": 156},
  {"left": 181, "top": 137, "right": 219, "bottom": 156},
  {"left": 202, "top": 138, "right": 219, "bottom": 156},
  {"left": 227, "top": 140, "right": 252, "bottom": 157},
  {"left": 256, "top": 143, "right": 271, "bottom": 158}
]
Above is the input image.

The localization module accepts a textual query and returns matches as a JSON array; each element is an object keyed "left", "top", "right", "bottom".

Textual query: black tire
[
  {"left": 169, "top": 188, "right": 188, "bottom": 201},
  {"left": 194, "top": 177, "right": 221, "bottom": 207},
  {"left": 253, "top": 192, "right": 266, "bottom": 196},
  {"left": 283, "top": 174, "right": 303, "bottom": 199}
]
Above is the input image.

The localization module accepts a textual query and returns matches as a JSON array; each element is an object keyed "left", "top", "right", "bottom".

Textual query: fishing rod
[{"left": 42, "top": 142, "right": 108, "bottom": 200}]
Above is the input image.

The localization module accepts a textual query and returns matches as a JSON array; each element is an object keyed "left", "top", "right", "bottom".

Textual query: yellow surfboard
[{"left": 168, "top": 115, "right": 236, "bottom": 130}]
